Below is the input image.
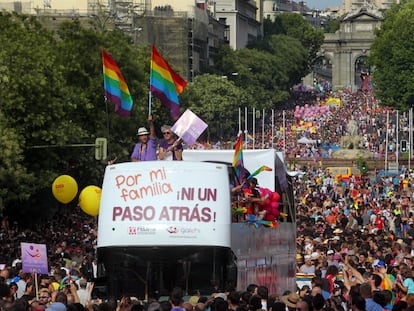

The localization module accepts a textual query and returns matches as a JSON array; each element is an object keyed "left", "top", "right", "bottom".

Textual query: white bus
[{"left": 97, "top": 150, "right": 296, "bottom": 299}]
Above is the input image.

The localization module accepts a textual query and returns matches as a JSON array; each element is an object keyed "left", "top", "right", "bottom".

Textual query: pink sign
[
  {"left": 21, "top": 242, "right": 48, "bottom": 274},
  {"left": 171, "top": 109, "right": 208, "bottom": 146}
]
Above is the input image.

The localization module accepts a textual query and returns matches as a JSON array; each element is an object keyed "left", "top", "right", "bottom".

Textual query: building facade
[{"left": 339, "top": 0, "right": 400, "bottom": 15}]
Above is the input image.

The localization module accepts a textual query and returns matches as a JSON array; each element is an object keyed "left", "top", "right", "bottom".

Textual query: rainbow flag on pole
[
  {"left": 102, "top": 49, "right": 133, "bottom": 117},
  {"left": 232, "top": 134, "right": 244, "bottom": 182},
  {"left": 150, "top": 45, "right": 187, "bottom": 120},
  {"left": 246, "top": 165, "right": 272, "bottom": 180},
  {"left": 247, "top": 134, "right": 255, "bottom": 142}
]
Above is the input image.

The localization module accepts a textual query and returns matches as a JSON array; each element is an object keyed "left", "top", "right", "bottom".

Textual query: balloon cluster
[
  {"left": 51, "top": 175, "right": 101, "bottom": 216},
  {"left": 259, "top": 188, "right": 281, "bottom": 221},
  {"left": 294, "top": 104, "right": 330, "bottom": 121}
]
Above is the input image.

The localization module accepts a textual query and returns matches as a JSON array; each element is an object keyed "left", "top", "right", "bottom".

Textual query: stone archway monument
[{"left": 319, "top": 5, "right": 383, "bottom": 91}]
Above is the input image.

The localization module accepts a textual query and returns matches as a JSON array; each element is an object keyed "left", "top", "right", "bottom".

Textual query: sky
[{"left": 305, "top": 0, "right": 343, "bottom": 10}]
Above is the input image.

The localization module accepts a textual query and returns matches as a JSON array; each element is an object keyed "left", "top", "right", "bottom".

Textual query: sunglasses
[
  {"left": 39, "top": 296, "right": 50, "bottom": 299},
  {"left": 163, "top": 132, "right": 171, "bottom": 135}
]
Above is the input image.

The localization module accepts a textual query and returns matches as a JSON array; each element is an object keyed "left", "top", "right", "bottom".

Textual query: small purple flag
[
  {"left": 21, "top": 242, "right": 48, "bottom": 274},
  {"left": 171, "top": 109, "right": 208, "bottom": 146}
]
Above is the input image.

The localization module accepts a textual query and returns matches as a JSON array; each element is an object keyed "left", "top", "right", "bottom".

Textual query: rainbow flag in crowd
[
  {"left": 150, "top": 45, "right": 187, "bottom": 120},
  {"left": 247, "top": 134, "right": 255, "bottom": 142},
  {"left": 102, "top": 49, "right": 133, "bottom": 117},
  {"left": 246, "top": 165, "right": 272, "bottom": 180},
  {"left": 232, "top": 134, "right": 244, "bottom": 183}
]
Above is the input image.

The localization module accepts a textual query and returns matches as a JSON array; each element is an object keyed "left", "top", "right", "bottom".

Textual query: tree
[
  {"left": 324, "top": 18, "right": 340, "bottom": 33},
  {"left": 0, "top": 13, "right": 155, "bottom": 220},
  {"left": 262, "top": 13, "right": 324, "bottom": 69},
  {"left": 369, "top": 1, "right": 414, "bottom": 110},
  {"left": 259, "top": 34, "right": 308, "bottom": 87},
  {"left": 180, "top": 74, "right": 247, "bottom": 140},
  {"left": 209, "top": 46, "right": 290, "bottom": 109}
]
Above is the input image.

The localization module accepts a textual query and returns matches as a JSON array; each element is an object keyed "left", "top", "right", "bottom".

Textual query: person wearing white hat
[{"left": 131, "top": 114, "right": 157, "bottom": 161}]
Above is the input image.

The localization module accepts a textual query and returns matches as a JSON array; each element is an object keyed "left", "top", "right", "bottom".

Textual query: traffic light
[
  {"left": 401, "top": 140, "right": 408, "bottom": 153},
  {"left": 361, "top": 163, "right": 367, "bottom": 173},
  {"left": 95, "top": 137, "right": 107, "bottom": 160}
]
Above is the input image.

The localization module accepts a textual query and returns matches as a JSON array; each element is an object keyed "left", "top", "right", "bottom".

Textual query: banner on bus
[{"left": 98, "top": 161, "right": 231, "bottom": 248}]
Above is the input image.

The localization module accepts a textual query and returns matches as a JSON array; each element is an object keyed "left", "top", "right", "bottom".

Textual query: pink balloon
[
  {"left": 272, "top": 192, "right": 281, "bottom": 202},
  {"left": 261, "top": 187, "right": 272, "bottom": 197},
  {"left": 270, "top": 201, "right": 279, "bottom": 209}
]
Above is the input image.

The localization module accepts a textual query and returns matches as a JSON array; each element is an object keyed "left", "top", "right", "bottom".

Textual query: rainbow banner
[
  {"left": 150, "top": 45, "right": 187, "bottom": 120},
  {"left": 102, "top": 49, "right": 133, "bottom": 117},
  {"left": 246, "top": 165, "right": 272, "bottom": 180}
]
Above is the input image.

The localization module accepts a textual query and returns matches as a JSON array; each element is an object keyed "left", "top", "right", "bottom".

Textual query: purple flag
[
  {"left": 171, "top": 109, "right": 208, "bottom": 146},
  {"left": 21, "top": 242, "right": 48, "bottom": 274}
]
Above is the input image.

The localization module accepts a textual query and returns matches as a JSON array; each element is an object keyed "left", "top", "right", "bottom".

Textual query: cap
[
  {"left": 137, "top": 127, "right": 150, "bottom": 136},
  {"left": 327, "top": 250, "right": 334, "bottom": 255},
  {"left": 373, "top": 259, "right": 386, "bottom": 268}
]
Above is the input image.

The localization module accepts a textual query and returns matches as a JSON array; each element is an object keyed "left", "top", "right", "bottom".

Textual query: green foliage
[
  {"left": 324, "top": 18, "right": 340, "bottom": 33},
  {"left": 262, "top": 13, "right": 325, "bottom": 68},
  {"left": 210, "top": 44, "right": 293, "bottom": 109},
  {"left": 260, "top": 34, "right": 308, "bottom": 86},
  {"left": 180, "top": 74, "right": 246, "bottom": 140},
  {"left": 356, "top": 157, "right": 368, "bottom": 173},
  {"left": 0, "top": 12, "right": 154, "bottom": 220},
  {"left": 369, "top": 1, "right": 414, "bottom": 110}
]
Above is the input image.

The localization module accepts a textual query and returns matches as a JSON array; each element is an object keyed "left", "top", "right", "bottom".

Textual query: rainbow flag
[
  {"left": 102, "top": 49, "right": 133, "bottom": 117},
  {"left": 246, "top": 165, "right": 272, "bottom": 180},
  {"left": 247, "top": 134, "right": 255, "bottom": 142},
  {"left": 150, "top": 45, "right": 187, "bottom": 120},
  {"left": 232, "top": 134, "right": 244, "bottom": 182}
]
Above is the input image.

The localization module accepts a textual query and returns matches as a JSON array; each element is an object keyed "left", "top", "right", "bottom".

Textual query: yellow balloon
[
  {"left": 79, "top": 186, "right": 102, "bottom": 216},
  {"left": 52, "top": 175, "right": 78, "bottom": 204}
]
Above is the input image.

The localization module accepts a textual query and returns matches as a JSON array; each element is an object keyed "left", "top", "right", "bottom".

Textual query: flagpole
[
  {"left": 385, "top": 110, "right": 389, "bottom": 171},
  {"left": 271, "top": 109, "right": 274, "bottom": 149},
  {"left": 410, "top": 108, "right": 412, "bottom": 171},
  {"left": 396, "top": 110, "right": 399, "bottom": 170},
  {"left": 262, "top": 109, "right": 265, "bottom": 149},
  {"left": 148, "top": 91, "right": 152, "bottom": 115},
  {"left": 104, "top": 97, "right": 112, "bottom": 159},
  {"left": 148, "top": 47, "right": 154, "bottom": 116},
  {"left": 238, "top": 107, "right": 241, "bottom": 134},
  {"left": 253, "top": 107, "right": 255, "bottom": 150},
  {"left": 244, "top": 106, "right": 248, "bottom": 146},
  {"left": 283, "top": 110, "right": 286, "bottom": 157}
]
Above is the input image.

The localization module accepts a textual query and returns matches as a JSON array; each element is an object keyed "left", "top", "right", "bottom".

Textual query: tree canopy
[
  {"left": 369, "top": 0, "right": 414, "bottom": 110},
  {"left": 262, "top": 13, "right": 325, "bottom": 68},
  {"left": 180, "top": 74, "right": 248, "bottom": 140},
  {"left": 0, "top": 13, "right": 160, "bottom": 220}
]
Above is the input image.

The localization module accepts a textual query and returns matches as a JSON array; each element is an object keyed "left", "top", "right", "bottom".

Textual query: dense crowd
[
  {"left": 1, "top": 87, "right": 414, "bottom": 311},
  {"left": 192, "top": 89, "right": 406, "bottom": 163}
]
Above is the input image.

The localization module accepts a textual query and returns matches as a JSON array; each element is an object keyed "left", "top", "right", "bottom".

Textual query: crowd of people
[{"left": 1, "top": 87, "right": 414, "bottom": 311}]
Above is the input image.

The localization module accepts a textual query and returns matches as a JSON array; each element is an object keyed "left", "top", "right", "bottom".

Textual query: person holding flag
[
  {"left": 131, "top": 114, "right": 157, "bottom": 161},
  {"left": 158, "top": 125, "right": 183, "bottom": 161}
]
